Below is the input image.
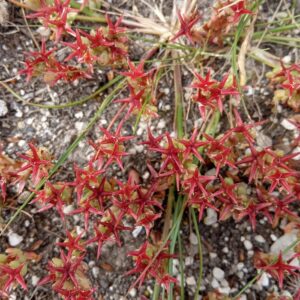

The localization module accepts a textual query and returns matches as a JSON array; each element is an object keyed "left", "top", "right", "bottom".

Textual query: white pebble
[
  {"left": 92, "top": 267, "right": 100, "bottom": 278},
  {"left": 62, "top": 205, "right": 74, "bottom": 214},
  {"left": 204, "top": 208, "right": 218, "bottom": 225},
  {"left": 213, "top": 267, "right": 225, "bottom": 281},
  {"left": 189, "top": 232, "right": 198, "bottom": 245},
  {"left": 220, "top": 279, "right": 229, "bottom": 287},
  {"left": 243, "top": 240, "right": 253, "bottom": 250},
  {"left": 134, "top": 144, "right": 144, "bottom": 153},
  {"left": 129, "top": 288, "right": 137, "bottom": 297},
  {"left": 255, "top": 235, "right": 266, "bottom": 243},
  {"left": 219, "top": 287, "right": 231, "bottom": 294},
  {"left": 271, "top": 231, "right": 298, "bottom": 261},
  {"left": 8, "top": 232, "right": 23, "bottom": 246},
  {"left": 0, "top": 100, "right": 8, "bottom": 117},
  {"left": 142, "top": 171, "right": 150, "bottom": 180},
  {"left": 136, "top": 127, "right": 144, "bottom": 136},
  {"left": 75, "top": 111, "right": 84, "bottom": 119},
  {"left": 31, "top": 275, "right": 40, "bottom": 286},
  {"left": 281, "top": 119, "right": 296, "bottom": 130},
  {"left": 75, "top": 122, "right": 85, "bottom": 131},
  {"left": 157, "top": 119, "right": 166, "bottom": 129},
  {"left": 186, "top": 276, "right": 196, "bottom": 286},
  {"left": 211, "top": 278, "right": 219, "bottom": 289},
  {"left": 132, "top": 226, "right": 143, "bottom": 238},
  {"left": 185, "top": 256, "right": 194, "bottom": 266},
  {"left": 270, "top": 234, "right": 277, "bottom": 241},
  {"left": 292, "top": 147, "right": 300, "bottom": 160},
  {"left": 257, "top": 272, "right": 269, "bottom": 288},
  {"left": 282, "top": 55, "right": 291, "bottom": 64},
  {"left": 222, "top": 247, "right": 229, "bottom": 253}
]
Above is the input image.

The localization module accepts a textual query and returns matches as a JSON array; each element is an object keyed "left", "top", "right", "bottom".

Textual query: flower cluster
[
  {"left": 0, "top": 249, "right": 38, "bottom": 297},
  {"left": 21, "top": 9, "right": 128, "bottom": 85}
]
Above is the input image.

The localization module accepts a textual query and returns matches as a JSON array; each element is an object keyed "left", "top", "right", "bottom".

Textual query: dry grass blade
[{"left": 237, "top": 9, "right": 258, "bottom": 86}]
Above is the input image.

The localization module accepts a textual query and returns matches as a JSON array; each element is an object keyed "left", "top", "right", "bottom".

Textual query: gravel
[
  {"left": 8, "top": 231, "right": 23, "bottom": 246},
  {"left": 0, "top": 99, "right": 8, "bottom": 117},
  {"left": 212, "top": 267, "right": 225, "bottom": 281}
]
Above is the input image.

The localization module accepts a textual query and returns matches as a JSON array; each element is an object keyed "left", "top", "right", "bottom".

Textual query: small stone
[
  {"left": 75, "top": 111, "right": 84, "bottom": 119},
  {"left": 189, "top": 232, "right": 198, "bottom": 245},
  {"left": 222, "top": 247, "right": 229, "bottom": 253},
  {"left": 132, "top": 226, "right": 143, "bottom": 238},
  {"left": 243, "top": 240, "right": 253, "bottom": 250},
  {"left": 237, "top": 262, "right": 244, "bottom": 270},
  {"left": 185, "top": 256, "right": 194, "bottom": 266},
  {"left": 0, "top": 100, "right": 8, "bottom": 117},
  {"left": 255, "top": 235, "right": 266, "bottom": 243},
  {"left": 142, "top": 171, "right": 150, "bottom": 180},
  {"left": 282, "top": 55, "right": 292, "bottom": 64},
  {"left": 136, "top": 127, "right": 144, "bottom": 136},
  {"left": 221, "top": 279, "right": 229, "bottom": 287},
  {"left": 24, "top": 220, "right": 30, "bottom": 227},
  {"left": 211, "top": 278, "right": 219, "bottom": 289},
  {"left": 186, "top": 276, "right": 196, "bottom": 286},
  {"left": 210, "top": 252, "right": 217, "bottom": 259},
  {"left": 8, "top": 232, "right": 23, "bottom": 246},
  {"left": 75, "top": 122, "right": 85, "bottom": 131},
  {"left": 219, "top": 287, "right": 231, "bottom": 294},
  {"left": 281, "top": 119, "right": 296, "bottom": 130},
  {"left": 31, "top": 275, "right": 40, "bottom": 286},
  {"left": 92, "top": 267, "right": 100, "bottom": 278},
  {"left": 63, "top": 205, "right": 74, "bottom": 214},
  {"left": 129, "top": 288, "right": 137, "bottom": 297},
  {"left": 15, "top": 110, "right": 23, "bottom": 118},
  {"left": 36, "top": 26, "right": 51, "bottom": 38},
  {"left": 256, "top": 133, "right": 272, "bottom": 148},
  {"left": 26, "top": 118, "right": 33, "bottom": 125},
  {"left": 213, "top": 267, "right": 225, "bottom": 281},
  {"left": 257, "top": 272, "right": 269, "bottom": 288},
  {"left": 271, "top": 231, "right": 298, "bottom": 260},
  {"left": 246, "top": 86, "right": 254, "bottom": 96},
  {"left": 270, "top": 234, "right": 277, "bottom": 241},
  {"left": 204, "top": 208, "right": 218, "bottom": 225},
  {"left": 157, "top": 119, "right": 166, "bottom": 129},
  {"left": 134, "top": 144, "right": 144, "bottom": 153},
  {"left": 237, "top": 271, "right": 244, "bottom": 279},
  {"left": 292, "top": 147, "right": 300, "bottom": 160},
  {"left": 88, "top": 261, "right": 95, "bottom": 268}
]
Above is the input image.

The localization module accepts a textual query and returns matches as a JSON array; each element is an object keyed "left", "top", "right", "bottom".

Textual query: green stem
[
  {"left": 253, "top": 24, "right": 300, "bottom": 38},
  {"left": 172, "top": 51, "right": 184, "bottom": 139},
  {"left": 152, "top": 284, "right": 161, "bottom": 300},
  {"left": 0, "top": 76, "right": 122, "bottom": 109},
  {"left": 168, "top": 195, "right": 184, "bottom": 300},
  {"left": 178, "top": 233, "right": 185, "bottom": 300},
  {"left": 191, "top": 208, "right": 203, "bottom": 300}
]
